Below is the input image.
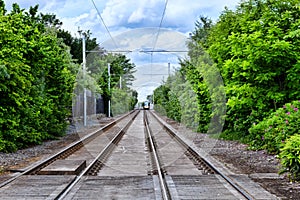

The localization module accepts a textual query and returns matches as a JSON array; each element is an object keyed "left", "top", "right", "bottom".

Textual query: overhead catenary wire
[
  {"left": 89, "top": 0, "right": 186, "bottom": 54},
  {"left": 90, "top": 0, "right": 119, "bottom": 49},
  {"left": 149, "top": 0, "right": 168, "bottom": 77},
  {"left": 152, "top": 0, "right": 168, "bottom": 52},
  {"left": 89, "top": 0, "right": 182, "bottom": 78}
]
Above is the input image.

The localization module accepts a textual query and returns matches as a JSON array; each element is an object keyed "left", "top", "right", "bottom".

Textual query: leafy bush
[
  {"left": 166, "top": 91, "right": 182, "bottom": 122},
  {"left": 0, "top": 139, "right": 6, "bottom": 152},
  {"left": 153, "top": 84, "right": 182, "bottom": 123},
  {"left": 0, "top": 3, "right": 76, "bottom": 152},
  {"left": 0, "top": 139, "right": 17, "bottom": 153},
  {"left": 249, "top": 100, "right": 300, "bottom": 153},
  {"left": 112, "top": 88, "right": 137, "bottom": 116},
  {"left": 279, "top": 134, "right": 300, "bottom": 182},
  {"left": 154, "top": 85, "right": 170, "bottom": 117},
  {"left": 207, "top": 0, "right": 300, "bottom": 140},
  {"left": 179, "top": 55, "right": 213, "bottom": 133},
  {"left": 179, "top": 82, "right": 200, "bottom": 131}
]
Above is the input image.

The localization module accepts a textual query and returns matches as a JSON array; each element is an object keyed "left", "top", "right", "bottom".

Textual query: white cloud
[
  {"left": 5, "top": 0, "right": 241, "bottom": 41},
  {"left": 96, "top": 0, "right": 241, "bottom": 37},
  {"left": 128, "top": 8, "right": 146, "bottom": 23},
  {"left": 39, "top": 0, "right": 63, "bottom": 14},
  {"left": 60, "top": 13, "right": 89, "bottom": 36},
  {"left": 100, "top": 0, "right": 128, "bottom": 27},
  {"left": 101, "top": 0, "right": 165, "bottom": 27}
]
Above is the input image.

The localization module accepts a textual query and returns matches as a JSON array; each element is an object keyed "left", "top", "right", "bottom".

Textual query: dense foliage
[
  {"left": 112, "top": 89, "right": 138, "bottom": 116},
  {"left": 153, "top": 71, "right": 200, "bottom": 131},
  {"left": 248, "top": 100, "right": 300, "bottom": 180},
  {"left": 180, "top": 55, "right": 211, "bottom": 133},
  {"left": 172, "top": 0, "right": 300, "bottom": 139},
  {"left": 153, "top": 0, "right": 300, "bottom": 180},
  {"left": 154, "top": 16, "right": 226, "bottom": 134},
  {"left": 249, "top": 100, "right": 300, "bottom": 154},
  {"left": 0, "top": 3, "right": 77, "bottom": 152},
  {"left": 279, "top": 134, "right": 300, "bottom": 181},
  {"left": 0, "top": 2, "right": 137, "bottom": 152},
  {"left": 208, "top": 0, "right": 300, "bottom": 139},
  {"left": 206, "top": 1, "right": 300, "bottom": 180}
]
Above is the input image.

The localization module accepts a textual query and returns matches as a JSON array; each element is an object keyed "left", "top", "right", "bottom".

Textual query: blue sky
[{"left": 4, "top": 0, "right": 240, "bottom": 101}]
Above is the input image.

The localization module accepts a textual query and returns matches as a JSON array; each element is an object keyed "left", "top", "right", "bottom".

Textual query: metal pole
[
  {"left": 108, "top": 63, "right": 111, "bottom": 118},
  {"left": 152, "top": 92, "right": 154, "bottom": 109},
  {"left": 168, "top": 62, "right": 170, "bottom": 77},
  {"left": 82, "top": 32, "right": 87, "bottom": 126}
]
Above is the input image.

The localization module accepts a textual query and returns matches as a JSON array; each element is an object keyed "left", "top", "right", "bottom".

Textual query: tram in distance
[{"left": 142, "top": 101, "right": 150, "bottom": 110}]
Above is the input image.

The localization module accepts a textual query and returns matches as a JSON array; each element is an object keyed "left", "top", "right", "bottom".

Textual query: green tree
[
  {"left": 33, "top": 13, "right": 98, "bottom": 65},
  {"left": 154, "top": 84, "right": 170, "bottom": 116},
  {"left": 0, "top": 2, "right": 76, "bottom": 152},
  {"left": 179, "top": 16, "right": 223, "bottom": 133},
  {"left": 208, "top": 0, "right": 300, "bottom": 139},
  {"left": 61, "top": 30, "right": 98, "bottom": 64},
  {"left": 111, "top": 88, "right": 138, "bottom": 115},
  {"left": 86, "top": 53, "right": 136, "bottom": 116}
]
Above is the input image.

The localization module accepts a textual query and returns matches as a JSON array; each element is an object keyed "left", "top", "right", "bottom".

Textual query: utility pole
[
  {"left": 108, "top": 63, "right": 111, "bottom": 118},
  {"left": 168, "top": 62, "right": 170, "bottom": 77},
  {"left": 152, "top": 92, "right": 155, "bottom": 109},
  {"left": 78, "top": 27, "right": 87, "bottom": 126}
]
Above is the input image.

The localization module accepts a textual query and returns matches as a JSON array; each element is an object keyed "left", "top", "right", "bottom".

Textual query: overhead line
[
  {"left": 150, "top": 0, "right": 168, "bottom": 72},
  {"left": 85, "top": 50, "right": 187, "bottom": 53},
  {"left": 91, "top": 0, "right": 119, "bottom": 49},
  {"left": 152, "top": 0, "right": 168, "bottom": 52},
  {"left": 140, "top": 50, "right": 188, "bottom": 53},
  {"left": 86, "top": 50, "right": 132, "bottom": 53}
]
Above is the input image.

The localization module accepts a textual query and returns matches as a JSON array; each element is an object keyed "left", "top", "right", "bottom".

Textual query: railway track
[{"left": 0, "top": 110, "right": 278, "bottom": 199}]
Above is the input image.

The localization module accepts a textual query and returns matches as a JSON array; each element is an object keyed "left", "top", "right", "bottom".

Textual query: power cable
[
  {"left": 150, "top": 0, "right": 168, "bottom": 71},
  {"left": 152, "top": 0, "right": 168, "bottom": 52},
  {"left": 90, "top": 0, "right": 119, "bottom": 49}
]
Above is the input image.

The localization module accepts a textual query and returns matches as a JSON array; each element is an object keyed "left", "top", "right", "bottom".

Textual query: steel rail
[
  {"left": 144, "top": 111, "right": 171, "bottom": 200},
  {"left": 0, "top": 110, "right": 135, "bottom": 188},
  {"left": 56, "top": 110, "right": 140, "bottom": 200},
  {"left": 150, "top": 111, "right": 254, "bottom": 200}
]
